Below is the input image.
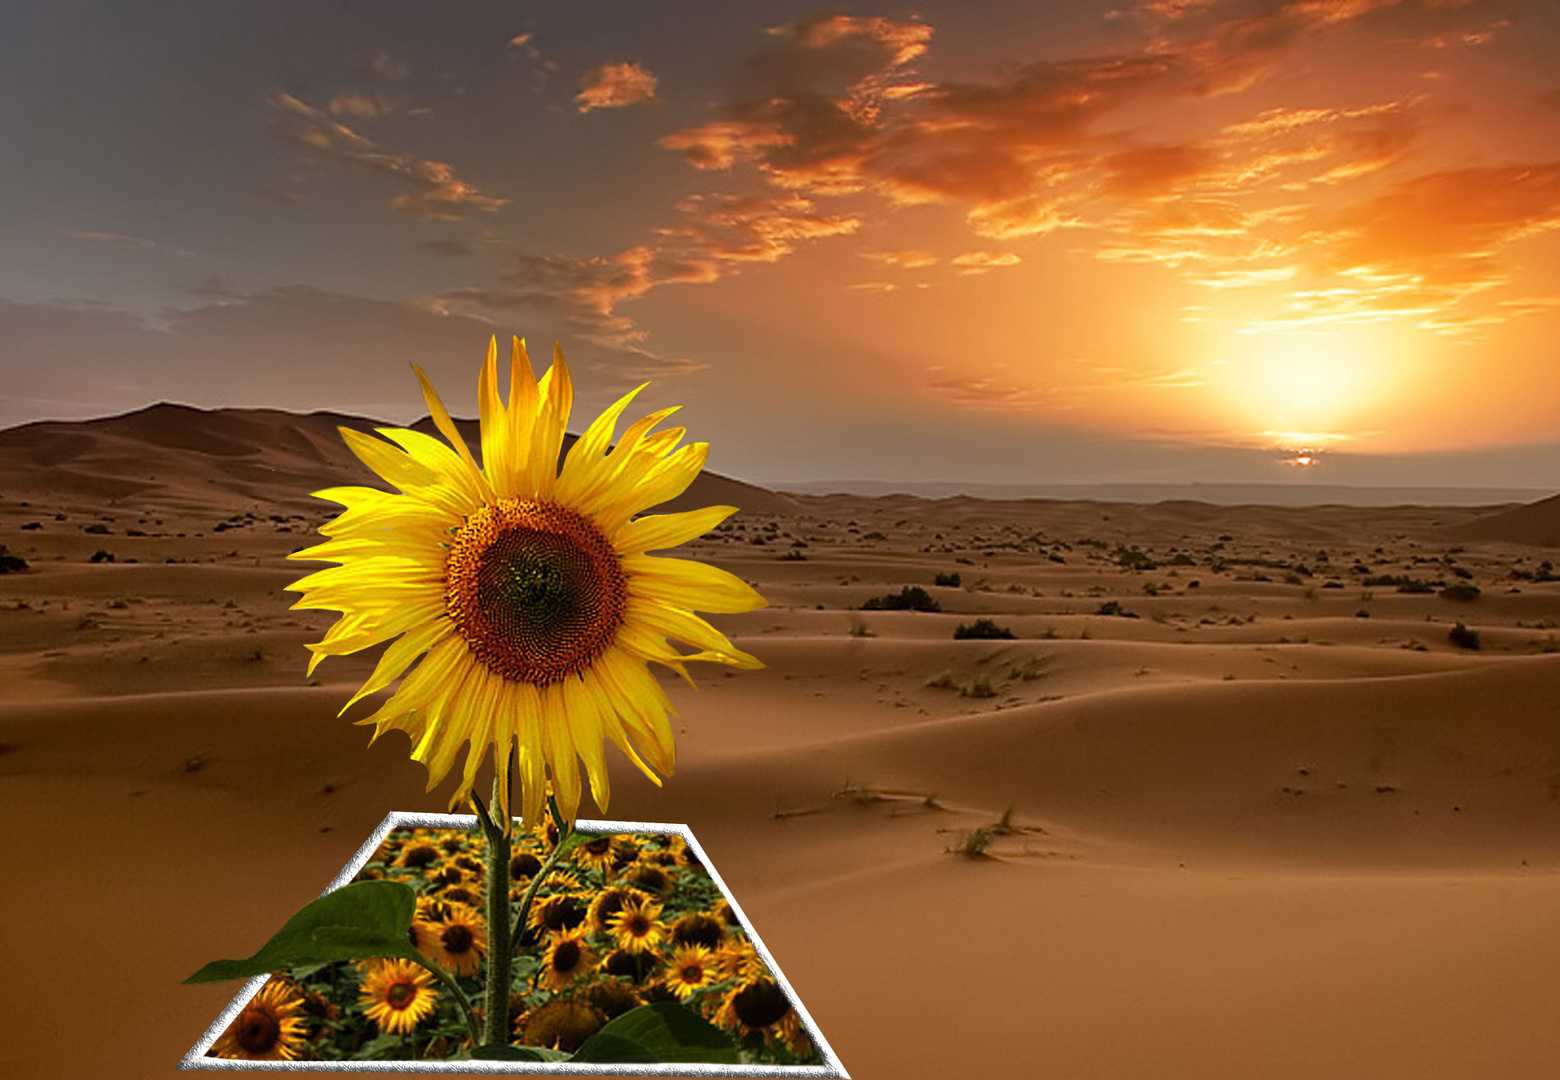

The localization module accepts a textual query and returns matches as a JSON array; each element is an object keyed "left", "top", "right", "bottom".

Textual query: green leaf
[
  {"left": 572, "top": 1032, "right": 659, "bottom": 1064},
  {"left": 471, "top": 1044, "right": 572, "bottom": 1061},
  {"left": 595, "top": 1002, "right": 741, "bottom": 1064},
  {"left": 183, "top": 880, "right": 422, "bottom": 983}
]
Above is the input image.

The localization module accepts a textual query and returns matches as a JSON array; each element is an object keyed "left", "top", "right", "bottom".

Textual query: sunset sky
[{"left": 4, "top": 0, "right": 1560, "bottom": 489}]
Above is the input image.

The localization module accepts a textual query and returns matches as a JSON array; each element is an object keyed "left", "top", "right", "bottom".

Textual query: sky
[{"left": 3, "top": 0, "right": 1560, "bottom": 490}]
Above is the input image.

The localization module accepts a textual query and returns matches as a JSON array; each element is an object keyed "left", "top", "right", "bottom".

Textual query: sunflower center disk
[{"left": 446, "top": 500, "right": 627, "bottom": 685}]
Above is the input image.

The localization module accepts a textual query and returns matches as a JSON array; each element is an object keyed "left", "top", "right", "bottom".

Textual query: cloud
[
  {"left": 863, "top": 249, "right": 939, "bottom": 268},
  {"left": 576, "top": 62, "right": 659, "bottom": 112},
  {"left": 951, "top": 251, "right": 1022, "bottom": 272},
  {"left": 267, "top": 92, "right": 506, "bottom": 220},
  {"left": 60, "top": 229, "right": 155, "bottom": 249},
  {"left": 925, "top": 372, "right": 1059, "bottom": 411}
]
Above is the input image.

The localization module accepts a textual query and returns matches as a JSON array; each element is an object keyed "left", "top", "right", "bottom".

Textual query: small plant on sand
[
  {"left": 0, "top": 545, "right": 27, "bottom": 573},
  {"left": 860, "top": 585, "right": 941, "bottom": 612},
  {"left": 960, "top": 675, "right": 998, "bottom": 699},
  {"left": 933, "top": 571, "right": 962, "bottom": 588},
  {"left": 948, "top": 827, "right": 994, "bottom": 859},
  {"left": 953, "top": 617, "right": 1015, "bottom": 640},
  {"left": 1095, "top": 600, "right": 1138, "bottom": 618},
  {"left": 990, "top": 807, "right": 1019, "bottom": 836},
  {"left": 925, "top": 670, "right": 958, "bottom": 690},
  {"left": 847, "top": 617, "right": 875, "bottom": 638},
  {"left": 1439, "top": 583, "right": 1481, "bottom": 603},
  {"left": 1449, "top": 622, "right": 1482, "bottom": 650}
]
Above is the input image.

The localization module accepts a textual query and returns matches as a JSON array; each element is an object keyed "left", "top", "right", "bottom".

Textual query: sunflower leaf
[
  {"left": 592, "top": 1002, "right": 741, "bottom": 1064},
  {"left": 182, "top": 880, "right": 422, "bottom": 983},
  {"left": 471, "top": 1043, "right": 573, "bottom": 1062},
  {"left": 571, "top": 1031, "right": 659, "bottom": 1063}
]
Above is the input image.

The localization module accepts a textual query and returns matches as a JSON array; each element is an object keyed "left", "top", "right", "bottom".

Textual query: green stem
[
  {"left": 481, "top": 770, "right": 514, "bottom": 1047},
  {"left": 508, "top": 821, "right": 575, "bottom": 958},
  {"left": 408, "top": 955, "right": 480, "bottom": 1048}
]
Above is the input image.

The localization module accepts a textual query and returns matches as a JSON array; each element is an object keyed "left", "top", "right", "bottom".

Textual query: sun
[{"left": 1207, "top": 321, "right": 1414, "bottom": 443}]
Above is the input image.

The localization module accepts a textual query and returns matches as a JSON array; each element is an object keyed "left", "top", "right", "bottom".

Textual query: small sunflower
[
  {"left": 425, "top": 901, "right": 487, "bottom": 977},
  {"left": 539, "top": 929, "right": 596, "bottom": 991},
  {"left": 529, "top": 891, "right": 589, "bottom": 934},
  {"left": 575, "top": 834, "right": 618, "bottom": 873},
  {"left": 287, "top": 337, "right": 768, "bottom": 827},
  {"left": 670, "top": 911, "right": 726, "bottom": 950},
  {"left": 397, "top": 840, "right": 441, "bottom": 870},
  {"left": 659, "top": 943, "right": 718, "bottom": 1002},
  {"left": 587, "top": 884, "right": 640, "bottom": 934},
  {"left": 607, "top": 894, "right": 667, "bottom": 955},
  {"left": 714, "top": 973, "right": 809, "bottom": 1055},
  {"left": 359, "top": 959, "right": 439, "bottom": 1035},
  {"left": 210, "top": 978, "right": 307, "bottom": 1061},
  {"left": 516, "top": 998, "right": 606, "bottom": 1054}
]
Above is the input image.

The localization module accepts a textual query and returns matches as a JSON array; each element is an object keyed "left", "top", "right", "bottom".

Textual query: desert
[{"left": 4, "top": 405, "right": 1560, "bottom": 1078}]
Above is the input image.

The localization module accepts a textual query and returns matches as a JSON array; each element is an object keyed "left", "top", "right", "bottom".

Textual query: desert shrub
[
  {"left": 949, "top": 827, "right": 993, "bottom": 858},
  {"left": 862, "top": 531, "right": 887, "bottom": 541},
  {"left": 1439, "top": 583, "right": 1481, "bottom": 603},
  {"left": 1095, "top": 600, "right": 1138, "bottom": 618},
  {"left": 1448, "top": 622, "right": 1481, "bottom": 650},
  {"left": 925, "top": 671, "right": 957, "bottom": 689},
  {"left": 934, "top": 571, "right": 962, "bottom": 588},
  {"left": 961, "top": 675, "right": 997, "bottom": 698},
  {"left": 83, "top": 523, "right": 109, "bottom": 535},
  {"left": 861, "top": 585, "right": 941, "bottom": 612},
  {"left": 953, "top": 618, "right": 1015, "bottom": 640},
  {"left": 0, "top": 546, "right": 26, "bottom": 573},
  {"left": 778, "top": 548, "right": 807, "bottom": 561},
  {"left": 89, "top": 550, "right": 115, "bottom": 564},
  {"left": 847, "top": 618, "right": 874, "bottom": 638}
]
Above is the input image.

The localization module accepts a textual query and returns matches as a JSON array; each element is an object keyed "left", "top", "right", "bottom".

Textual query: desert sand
[{"left": 5, "top": 405, "right": 1560, "bottom": 1078}]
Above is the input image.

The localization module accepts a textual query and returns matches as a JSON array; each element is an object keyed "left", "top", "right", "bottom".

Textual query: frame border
[{"left": 179, "top": 812, "right": 849, "bottom": 1078}]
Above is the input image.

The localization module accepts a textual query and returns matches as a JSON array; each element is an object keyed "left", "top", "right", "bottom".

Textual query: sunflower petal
[
  {"left": 624, "top": 554, "right": 769, "bottom": 613},
  {"left": 412, "top": 362, "right": 491, "bottom": 499},
  {"left": 614, "top": 505, "right": 736, "bottom": 555}
]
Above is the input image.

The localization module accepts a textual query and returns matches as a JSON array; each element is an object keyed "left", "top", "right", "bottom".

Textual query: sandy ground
[{"left": 5, "top": 437, "right": 1560, "bottom": 1078}]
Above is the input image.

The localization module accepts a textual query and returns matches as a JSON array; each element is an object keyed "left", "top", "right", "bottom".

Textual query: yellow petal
[
  {"left": 624, "top": 554, "right": 769, "bottom": 613},
  {"left": 338, "top": 616, "right": 452, "bottom": 715},
  {"left": 411, "top": 362, "right": 491, "bottom": 500},
  {"left": 614, "top": 505, "right": 735, "bottom": 555}
]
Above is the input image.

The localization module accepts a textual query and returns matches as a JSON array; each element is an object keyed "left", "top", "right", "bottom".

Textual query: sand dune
[{"left": 5, "top": 406, "right": 1560, "bottom": 1078}]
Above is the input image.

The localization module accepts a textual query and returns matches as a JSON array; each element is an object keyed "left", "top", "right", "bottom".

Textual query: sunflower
[
  {"left": 670, "top": 911, "right": 726, "bottom": 950},
  {"left": 659, "top": 943, "right": 718, "bottom": 1002},
  {"left": 287, "top": 337, "right": 768, "bottom": 827},
  {"left": 210, "top": 977, "right": 307, "bottom": 1060},
  {"left": 397, "top": 840, "right": 441, "bottom": 870},
  {"left": 516, "top": 999, "right": 606, "bottom": 1054},
  {"left": 574, "top": 834, "right": 618, "bottom": 873},
  {"left": 529, "top": 891, "right": 589, "bottom": 934},
  {"left": 359, "top": 959, "right": 439, "bottom": 1035},
  {"left": 607, "top": 894, "right": 667, "bottom": 955},
  {"left": 713, "top": 974, "right": 808, "bottom": 1054},
  {"left": 587, "top": 884, "right": 639, "bottom": 934},
  {"left": 425, "top": 901, "right": 487, "bottom": 977},
  {"left": 539, "top": 929, "right": 596, "bottom": 991}
]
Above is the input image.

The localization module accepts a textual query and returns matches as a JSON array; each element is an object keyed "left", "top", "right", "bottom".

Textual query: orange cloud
[
  {"left": 576, "top": 62, "right": 659, "bottom": 112},
  {"left": 268, "top": 93, "right": 505, "bottom": 220}
]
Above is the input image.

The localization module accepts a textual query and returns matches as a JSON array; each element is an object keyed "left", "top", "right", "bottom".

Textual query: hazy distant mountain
[
  {"left": 777, "top": 479, "right": 1549, "bottom": 508},
  {"left": 0, "top": 402, "right": 800, "bottom": 516}
]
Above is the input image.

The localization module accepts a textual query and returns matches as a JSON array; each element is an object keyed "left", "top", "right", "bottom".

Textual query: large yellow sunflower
[{"left": 287, "top": 337, "right": 767, "bottom": 825}]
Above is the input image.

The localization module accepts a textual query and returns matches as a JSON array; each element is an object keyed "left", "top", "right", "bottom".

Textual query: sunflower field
[{"left": 204, "top": 824, "right": 821, "bottom": 1066}]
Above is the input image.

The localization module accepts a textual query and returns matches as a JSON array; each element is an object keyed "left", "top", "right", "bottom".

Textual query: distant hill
[
  {"left": 1446, "top": 494, "right": 1560, "bottom": 547},
  {"left": 778, "top": 479, "right": 1550, "bottom": 508},
  {"left": 0, "top": 402, "right": 799, "bottom": 517}
]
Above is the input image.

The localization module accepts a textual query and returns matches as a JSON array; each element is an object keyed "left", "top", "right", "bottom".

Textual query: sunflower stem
[
  {"left": 481, "top": 770, "right": 514, "bottom": 1047},
  {"left": 508, "top": 824, "right": 573, "bottom": 958},
  {"left": 408, "top": 955, "right": 480, "bottom": 1048}
]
